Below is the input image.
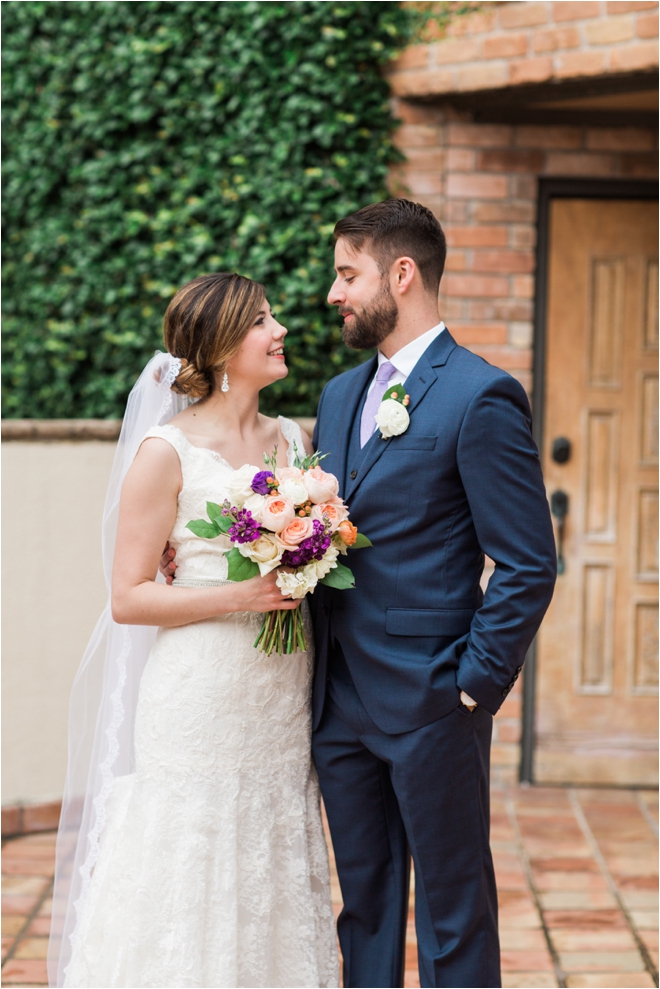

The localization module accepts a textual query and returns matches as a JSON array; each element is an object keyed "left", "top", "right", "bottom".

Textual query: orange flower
[{"left": 337, "top": 520, "right": 358, "bottom": 546}]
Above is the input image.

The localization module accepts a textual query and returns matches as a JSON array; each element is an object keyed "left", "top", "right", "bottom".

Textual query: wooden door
[{"left": 535, "top": 198, "right": 658, "bottom": 785}]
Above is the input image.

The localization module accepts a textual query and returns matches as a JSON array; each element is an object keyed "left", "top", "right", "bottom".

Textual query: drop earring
[{"left": 221, "top": 371, "right": 229, "bottom": 393}]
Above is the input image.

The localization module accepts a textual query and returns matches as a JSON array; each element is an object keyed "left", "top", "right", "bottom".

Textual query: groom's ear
[{"left": 390, "top": 256, "right": 416, "bottom": 296}]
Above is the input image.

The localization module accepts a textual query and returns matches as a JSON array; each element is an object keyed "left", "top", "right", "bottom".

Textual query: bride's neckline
[{"left": 164, "top": 416, "right": 293, "bottom": 473}]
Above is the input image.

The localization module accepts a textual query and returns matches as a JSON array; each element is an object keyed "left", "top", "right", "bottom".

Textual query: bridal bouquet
[{"left": 186, "top": 446, "right": 371, "bottom": 655}]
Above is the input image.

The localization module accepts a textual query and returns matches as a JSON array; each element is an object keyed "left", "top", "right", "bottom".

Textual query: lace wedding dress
[{"left": 64, "top": 417, "right": 339, "bottom": 989}]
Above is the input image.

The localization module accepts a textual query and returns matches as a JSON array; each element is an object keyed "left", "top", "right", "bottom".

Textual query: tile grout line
[
  {"left": 504, "top": 793, "right": 567, "bottom": 989},
  {"left": 635, "top": 791, "right": 659, "bottom": 839},
  {"left": 1, "top": 873, "right": 54, "bottom": 974},
  {"left": 568, "top": 789, "right": 659, "bottom": 989}
]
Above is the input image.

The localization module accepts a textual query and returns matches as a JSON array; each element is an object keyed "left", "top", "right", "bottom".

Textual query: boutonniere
[{"left": 375, "top": 385, "right": 411, "bottom": 439}]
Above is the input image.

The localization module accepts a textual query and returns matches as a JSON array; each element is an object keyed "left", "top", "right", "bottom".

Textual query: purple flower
[
  {"left": 251, "top": 470, "right": 276, "bottom": 495},
  {"left": 228, "top": 508, "right": 261, "bottom": 544},
  {"left": 281, "top": 520, "right": 332, "bottom": 568}
]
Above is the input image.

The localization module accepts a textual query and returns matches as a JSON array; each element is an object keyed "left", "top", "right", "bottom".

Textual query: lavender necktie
[{"left": 360, "top": 361, "right": 395, "bottom": 448}]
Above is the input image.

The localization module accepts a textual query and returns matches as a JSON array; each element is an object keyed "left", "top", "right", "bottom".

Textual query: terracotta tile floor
[{"left": 2, "top": 785, "right": 657, "bottom": 988}]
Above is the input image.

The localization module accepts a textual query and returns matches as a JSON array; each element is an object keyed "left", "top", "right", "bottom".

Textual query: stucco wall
[{"left": 2, "top": 440, "right": 116, "bottom": 805}]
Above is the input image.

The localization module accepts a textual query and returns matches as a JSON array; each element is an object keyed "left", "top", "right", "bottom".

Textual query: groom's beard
[{"left": 340, "top": 281, "right": 398, "bottom": 350}]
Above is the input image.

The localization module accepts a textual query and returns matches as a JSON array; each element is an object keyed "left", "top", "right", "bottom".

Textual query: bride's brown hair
[{"left": 163, "top": 272, "right": 266, "bottom": 399}]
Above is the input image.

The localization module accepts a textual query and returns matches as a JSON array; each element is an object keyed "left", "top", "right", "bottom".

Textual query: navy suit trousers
[{"left": 312, "top": 647, "right": 501, "bottom": 989}]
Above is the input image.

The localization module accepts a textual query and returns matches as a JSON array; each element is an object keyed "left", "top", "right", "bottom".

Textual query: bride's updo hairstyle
[{"left": 163, "top": 272, "right": 266, "bottom": 399}]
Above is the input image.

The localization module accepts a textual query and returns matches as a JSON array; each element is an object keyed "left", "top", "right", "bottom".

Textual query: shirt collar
[{"left": 377, "top": 322, "right": 445, "bottom": 379}]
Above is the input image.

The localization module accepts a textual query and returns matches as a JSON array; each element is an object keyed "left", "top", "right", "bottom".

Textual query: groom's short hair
[{"left": 334, "top": 199, "right": 446, "bottom": 294}]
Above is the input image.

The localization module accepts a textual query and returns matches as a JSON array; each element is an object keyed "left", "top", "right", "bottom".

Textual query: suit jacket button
[
  {"left": 502, "top": 686, "right": 510, "bottom": 697},
  {"left": 350, "top": 469, "right": 357, "bottom": 479}
]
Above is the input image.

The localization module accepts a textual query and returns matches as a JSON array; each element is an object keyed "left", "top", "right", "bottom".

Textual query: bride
[{"left": 49, "top": 272, "right": 339, "bottom": 988}]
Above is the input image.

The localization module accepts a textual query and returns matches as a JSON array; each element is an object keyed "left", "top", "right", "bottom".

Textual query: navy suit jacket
[{"left": 309, "top": 329, "right": 557, "bottom": 734}]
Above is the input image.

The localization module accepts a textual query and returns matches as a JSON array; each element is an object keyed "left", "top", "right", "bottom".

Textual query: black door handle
[{"left": 550, "top": 490, "right": 569, "bottom": 575}]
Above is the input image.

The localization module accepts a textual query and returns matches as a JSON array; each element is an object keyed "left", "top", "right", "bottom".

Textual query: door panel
[{"left": 535, "top": 198, "right": 658, "bottom": 785}]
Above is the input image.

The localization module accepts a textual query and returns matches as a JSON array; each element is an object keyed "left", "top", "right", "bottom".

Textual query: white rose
[
  {"left": 331, "top": 532, "right": 349, "bottom": 556},
  {"left": 374, "top": 398, "right": 410, "bottom": 439},
  {"left": 308, "top": 542, "right": 339, "bottom": 579},
  {"left": 242, "top": 492, "right": 267, "bottom": 517},
  {"left": 238, "top": 532, "right": 284, "bottom": 576},
  {"left": 276, "top": 566, "right": 318, "bottom": 599},
  {"left": 224, "top": 464, "right": 261, "bottom": 507},
  {"left": 278, "top": 477, "right": 309, "bottom": 506}
]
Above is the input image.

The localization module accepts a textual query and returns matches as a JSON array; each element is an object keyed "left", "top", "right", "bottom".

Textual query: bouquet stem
[{"left": 254, "top": 607, "right": 306, "bottom": 656}]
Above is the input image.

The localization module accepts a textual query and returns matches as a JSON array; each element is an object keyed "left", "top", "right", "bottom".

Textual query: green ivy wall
[{"left": 2, "top": 0, "right": 414, "bottom": 418}]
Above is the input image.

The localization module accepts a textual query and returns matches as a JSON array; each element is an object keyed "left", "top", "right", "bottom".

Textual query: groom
[{"left": 308, "top": 198, "right": 557, "bottom": 988}]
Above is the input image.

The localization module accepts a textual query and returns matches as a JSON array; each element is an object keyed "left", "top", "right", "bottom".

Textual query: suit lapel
[
  {"left": 343, "top": 329, "right": 458, "bottom": 503},
  {"left": 326, "top": 356, "right": 376, "bottom": 496}
]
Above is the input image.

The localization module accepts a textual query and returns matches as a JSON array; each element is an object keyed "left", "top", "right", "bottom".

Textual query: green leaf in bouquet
[
  {"left": 186, "top": 519, "right": 221, "bottom": 539},
  {"left": 225, "top": 547, "right": 259, "bottom": 581},
  {"left": 351, "top": 532, "right": 373, "bottom": 549},
  {"left": 206, "top": 502, "right": 232, "bottom": 532},
  {"left": 319, "top": 561, "right": 355, "bottom": 590}
]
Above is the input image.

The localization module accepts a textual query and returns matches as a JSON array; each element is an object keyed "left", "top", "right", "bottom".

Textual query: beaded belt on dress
[{"left": 172, "top": 576, "right": 234, "bottom": 588}]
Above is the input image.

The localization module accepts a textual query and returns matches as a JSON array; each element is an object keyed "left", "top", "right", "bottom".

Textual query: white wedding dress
[{"left": 64, "top": 417, "right": 339, "bottom": 989}]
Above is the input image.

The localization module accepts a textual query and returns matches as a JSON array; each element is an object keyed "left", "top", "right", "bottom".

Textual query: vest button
[{"left": 350, "top": 469, "right": 357, "bottom": 479}]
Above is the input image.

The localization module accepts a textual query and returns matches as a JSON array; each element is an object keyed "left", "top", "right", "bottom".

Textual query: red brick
[
  {"left": 456, "top": 62, "right": 510, "bottom": 92},
  {"left": 545, "top": 150, "right": 616, "bottom": 175},
  {"left": 388, "top": 44, "right": 430, "bottom": 73},
  {"left": 403, "top": 148, "right": 445, "bottom": 170},
  {"left": 470, "top": 346, "right": 533, "bottom": 370},
  {"left": 499, "top": 2, "right": 548, "bottom": 28},
  {"left": 482, "top": 33, "right": 528, "bottom": 59},
  {"left": 26, "top": 916, "right": 52, "bottom": 936},
  {"left": 445, "top": 147, "right": 477, "bottom": 171},
  {"left": 450, "top": 323, "right": 509, "bottom": 344},
  {"left": 445, "top": 200, "right": 469, "bottom": 222},
  {"left": 1, "top": 958, "right": 49, "bottom": 984},
  {"left": 587, "top": 127, "right": 655, "bottom": 151},
  {"left": 402, "top": 170, "right": 444, "bottom": 196},
  {"left": 585, "top": 15, "right": 635, "bottom": 43},
  {"left": 511, "top": 174, "right": 538, "bottom": 198},
  {"left": 446, "top": 173, "right": 509, "bottom": 198},
  {"left": 2, "top": 805, "right": 21, "bottom": 838},
  {"left": 394, "top": 124, "right": 442, "bottom": 148},
  {"left": 393, "top": 101, "right": 445, "bottom": 125},
  {"left": 607, "top": 1, "right": 657, "bottom": 11},
  {"left": 468, "top": 299, "right": 533, "bottom": 322},
  {"left": 500, "top": 949, "right": 554, "bottom": 970},
  {"left": 2, "top": 896, "right": 40, "bottom": 916},
  {"left": 544, "top": 909, "right": 628, "bottom": 928},
  {"left": 478, "top": 149, "right": 544, "bottom": 172},
  {"left": 22, "top": 801, "right": 60, "bottom": 834},
  {"left": 444, "top": 274, "right": 510, "bottom": 298},
  {"left": 513, "top": 275, "right": 535, "bottom": 298},
  {"left": 471, "top": 250, "right": 534, "bottom": 274},
  {"left": 388, "top": 68, "right": 453, "bottom": 98},
  {"left": 448, "top": 122, "right": 513, "bottom": 147},
  {"left": 619, "top": 152, "right": 659, "bottom": 177},
  {"left": 511, "top": 225, "right": 537, "bottom": 249},
  {"left": 510, "top": 55, "right": 554, "bottom": 84},
  {"left": 610, "top": 40, "right": 659, "bottom": 70},
  {"left": 555, "top": 49, "right": 607, "bottom": 77},
  {"left": 638, "top": 11, "right": 659, "bottom": 36},
  {"left": 553, "top": 1, "right": 601, "bottom": 20},
  {"left": 446, "top": 225, "right": 508, "bottom": 247},
  {"left": 515, "top": 124, "right": 583, "bottom": 148},
  {"left": 445, "top": 251, "right": 467, "bottom": 272},
  {"left": 446, "top": 8, "right": 498, "bottom": 37},
  {"left": 472, "top": 201, "right": 536, "bottom": 223},
  {"left": 432, "top": 38, "right": 480, "bottom": 65},
  {"left": 441, "top": 297, "right": 465, "bottom": 320},
  {"left": 532, "top": 26, "right": 581, "bottom": 51},
  {"left": 496, "top": 721, "right": 523, "bottom": 743}
]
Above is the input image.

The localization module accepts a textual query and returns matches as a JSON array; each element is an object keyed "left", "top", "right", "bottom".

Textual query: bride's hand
[{"left": 232, "top": 570, "right": 301, "bottom": 613}]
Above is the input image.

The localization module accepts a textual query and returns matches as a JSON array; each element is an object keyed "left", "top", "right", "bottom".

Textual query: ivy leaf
[
  {"left": 319, "top": 561, "right": 355, "bottom": 589},
  {"left": 225, "top": 547, "right": 259, "bottom": 581},
  {"left": 186, "top": 519, "right": 220, "bottom": 539}
]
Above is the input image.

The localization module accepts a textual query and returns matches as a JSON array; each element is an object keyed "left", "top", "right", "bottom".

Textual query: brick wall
[{"left": 389, "top": 0, "right": 658, "bottom": 97}]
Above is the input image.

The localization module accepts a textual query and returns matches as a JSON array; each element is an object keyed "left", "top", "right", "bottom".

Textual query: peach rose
[
  {"left": 258, "top": 496, "right": 296, "bottom": 533},
  {"left": 279, "top": 516, "right": 315, "bottom": 546},
  {"left": 337, "top": 520, "right": 358, "bottom": 546},
  {"left": 303, "top": 466, "right": 339, "bottom": 504},
  {"left": 310, "top": 500, "right": 349, "bottom": 532}
]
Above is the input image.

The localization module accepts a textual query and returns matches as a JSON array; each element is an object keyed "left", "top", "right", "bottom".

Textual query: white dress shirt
[
  {"left": 364, "top": 320, "right": 477, "bottom": 711},
  {"left": 365, "top": 321, "right": 445, "bottom": 398}
]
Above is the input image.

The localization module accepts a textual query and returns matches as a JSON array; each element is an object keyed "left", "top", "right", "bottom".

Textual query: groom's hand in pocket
[{"left": 159, "top": 541, "right": 177, "bottom": 584}]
